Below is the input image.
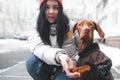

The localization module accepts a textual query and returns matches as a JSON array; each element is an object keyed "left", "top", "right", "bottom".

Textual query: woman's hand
[{"left": 58, "top": 54, "right": 80, "bottom": 78}]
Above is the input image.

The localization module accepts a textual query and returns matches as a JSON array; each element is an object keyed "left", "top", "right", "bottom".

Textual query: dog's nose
[{"left": 84, "top": 27, "right": 90, "bottom": 33}]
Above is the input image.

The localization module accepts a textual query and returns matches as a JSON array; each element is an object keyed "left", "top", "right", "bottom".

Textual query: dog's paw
[{"left": 70, "top": 65, "right": 91, "bottom": 74}]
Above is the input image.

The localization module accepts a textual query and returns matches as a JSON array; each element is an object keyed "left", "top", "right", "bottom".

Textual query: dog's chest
[{"left": 77, "top": 49, "right": 98, "bottom": 67}]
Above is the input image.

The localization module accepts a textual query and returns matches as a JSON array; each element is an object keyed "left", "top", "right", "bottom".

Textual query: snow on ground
[
  {"left": 99, "top": 43, "right": 120, "bottom": 75},
  {"left": 99, "top": 43, "right": 120, "bottom": 67},
  {"left": 0, "top": 39, "right": 29, "bottom": 53}
]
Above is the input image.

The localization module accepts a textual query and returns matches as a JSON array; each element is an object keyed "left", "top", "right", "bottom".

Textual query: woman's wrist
[{"left": 55, "top": 51, "right": 67, "bottom": 64}]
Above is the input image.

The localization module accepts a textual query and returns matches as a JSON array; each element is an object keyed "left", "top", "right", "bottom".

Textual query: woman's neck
[{"left": 50, "top": 24, "right": 57, "bottom": 36}]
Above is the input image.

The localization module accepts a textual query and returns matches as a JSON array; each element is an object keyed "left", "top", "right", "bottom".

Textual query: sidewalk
[{"left": 0, "top": 61, "right": 32, "bottom": 80}]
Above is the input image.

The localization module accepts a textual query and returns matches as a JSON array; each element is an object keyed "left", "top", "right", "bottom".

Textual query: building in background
[
  {"left": 97, "top": 0, "right": 120, "bottom": 37},
  {"left": 83, "top": 0, "right": 120, "bottom": 47},
  {"left": 84, "top": 0, "right": 120, "bottom": 38}
]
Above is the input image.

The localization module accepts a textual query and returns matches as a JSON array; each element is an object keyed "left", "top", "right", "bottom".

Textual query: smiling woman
[{"left": 45, "top": 0, "right": 59, "bottom": 23}]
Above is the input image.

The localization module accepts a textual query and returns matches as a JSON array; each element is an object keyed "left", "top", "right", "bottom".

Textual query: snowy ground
[
  {"left": 99, "top": 43, "right": 120, "bottom": 79},
  {"left": 0, "top": 39, "right": 29, "bottom": 53},
  {"left": 99, "top": 43, "right": 120, "bottom": 67}
]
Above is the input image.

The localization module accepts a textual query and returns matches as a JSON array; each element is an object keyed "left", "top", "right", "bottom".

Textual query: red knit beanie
[{"left": 39, "top": 0, "right": 63, "bottom": 8}]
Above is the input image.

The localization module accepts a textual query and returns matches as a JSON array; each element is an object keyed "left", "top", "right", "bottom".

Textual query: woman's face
[{"left": 45, "top": 0, "right": 59, "bottom": 23}]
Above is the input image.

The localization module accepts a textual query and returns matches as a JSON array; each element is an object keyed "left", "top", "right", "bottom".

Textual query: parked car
[
  {"left": 0, "top": 33, "right": 28, "bottom": 40},
  {"left": 12, "top": 33, "right": 28, "bottom": 40},
  {"left": 0, "top": 33, "right": 13, "bottom": 39}
]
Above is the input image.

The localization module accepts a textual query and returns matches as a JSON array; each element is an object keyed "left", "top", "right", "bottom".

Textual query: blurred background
[{"left": 0, "top": 0, "right": 120, "bottom": 80}]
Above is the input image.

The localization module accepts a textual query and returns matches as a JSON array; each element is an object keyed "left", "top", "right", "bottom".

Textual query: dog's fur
[{"left": 68, "top": 19, "right": 113, "bottom": 80}]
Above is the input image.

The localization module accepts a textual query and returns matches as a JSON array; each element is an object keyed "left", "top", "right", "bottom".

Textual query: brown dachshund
[
  {"left": 68, "top": 19, "right": 105, "bottom": 74},
  {"left": 68, "top": 20, "right": 113, "bottom": 80}
]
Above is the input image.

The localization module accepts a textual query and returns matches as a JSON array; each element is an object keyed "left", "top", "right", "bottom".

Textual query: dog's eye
[
  {"left": 79, "top": 24, "right": 82, "bottom": 26},
  {"left": 88, "top": 23, "right": 93, "bottom": 27}
]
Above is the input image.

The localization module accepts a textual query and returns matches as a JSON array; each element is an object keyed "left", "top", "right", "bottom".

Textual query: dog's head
[{"left": 68, "top": 20, "right": 105, "bottom": 41}]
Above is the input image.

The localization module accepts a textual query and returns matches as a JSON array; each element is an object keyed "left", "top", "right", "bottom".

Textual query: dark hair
[{"left": 36, "top": 1, "right": 69, "bottom": 48}]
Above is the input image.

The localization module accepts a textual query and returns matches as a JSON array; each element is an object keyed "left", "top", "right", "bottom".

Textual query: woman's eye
[
  {"left": 46, "top": 6, "right": 50, "bottom": 9},
  {"left": 53, "top": 6, "right": 58, "bottom": 10}
]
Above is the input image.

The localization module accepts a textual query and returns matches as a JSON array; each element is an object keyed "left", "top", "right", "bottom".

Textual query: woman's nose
[{"left": 49, "top": 8, "right": 54, "bottom": 13}]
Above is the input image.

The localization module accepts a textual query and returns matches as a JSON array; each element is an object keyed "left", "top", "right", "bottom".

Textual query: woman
[{"left": 26, "top": 0, "right": 80, "bottom": 80}]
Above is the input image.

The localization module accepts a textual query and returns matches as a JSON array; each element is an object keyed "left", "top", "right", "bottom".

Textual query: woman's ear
[
  {"left": 67, "top": 23, "right": 77, "bottom": 39},
  {"left": 93, "top": 21, "right": 105, "bottom": 38}
]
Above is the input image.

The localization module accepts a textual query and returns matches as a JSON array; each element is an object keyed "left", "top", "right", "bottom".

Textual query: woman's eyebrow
[{"left": 53, "top": 4, "right": 59, "bottom": 7}]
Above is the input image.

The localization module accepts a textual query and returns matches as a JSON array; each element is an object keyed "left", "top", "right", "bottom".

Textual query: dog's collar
[{"left": 78, "top": 43, "right": 99, "bottom": 57}]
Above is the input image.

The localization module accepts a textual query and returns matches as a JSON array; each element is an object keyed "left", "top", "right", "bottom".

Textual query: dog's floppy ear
[
  {"left": 93, "top": 21, "right": 105, "bottom": 38},
  {"left": 67, "top": 23, "right": 77, "bottom": 39}
]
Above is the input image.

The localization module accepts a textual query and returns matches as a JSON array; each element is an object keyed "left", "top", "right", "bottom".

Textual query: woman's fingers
[
  {"left": 66, "top": 70, "right": 80, "bottom": 78},
  {"left": 58, "top": 54, "right": 80, "bottom": 78},
  {"left": 59, "top": 54, "right": 72, "bottom": 71}
]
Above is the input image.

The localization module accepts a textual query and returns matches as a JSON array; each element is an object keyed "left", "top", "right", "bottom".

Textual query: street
[
  {"left": 0, "top": 50, "right": 30, "bottom": 69},
  {"left": 0, "top": 39, "right": 32, "bottom": 80},
  {"left": 0, "top": 50, "right": 32, "bottom": 80}
]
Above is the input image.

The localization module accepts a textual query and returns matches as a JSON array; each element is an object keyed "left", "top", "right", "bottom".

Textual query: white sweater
[{"left": 29, "top": 26, "right": 79, "bottom": 66}]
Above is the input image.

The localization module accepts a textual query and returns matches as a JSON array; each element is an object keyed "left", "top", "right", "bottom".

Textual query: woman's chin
[{"left": 48, "top": 19, "right": 56, "bottom": 23}]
